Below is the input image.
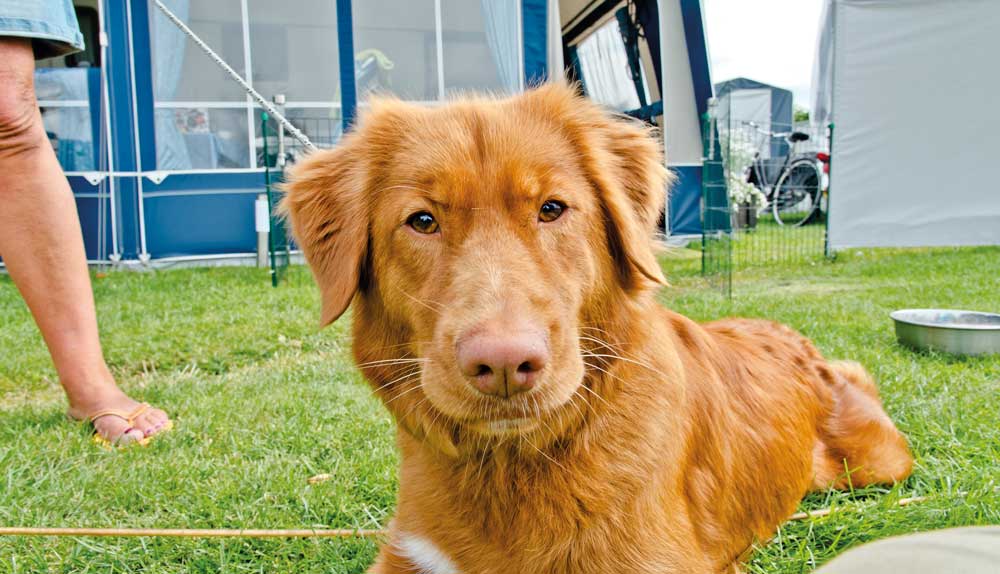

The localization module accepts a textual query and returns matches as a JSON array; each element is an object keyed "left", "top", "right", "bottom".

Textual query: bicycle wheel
[{"left": 771, "top": 159, "right": 821, "bottom": 226}]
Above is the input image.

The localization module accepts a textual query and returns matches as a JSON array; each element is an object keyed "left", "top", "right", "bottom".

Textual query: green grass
[
  {"left": 730, "top": 217, "right": 827, "bottom": 268},
  {"left": 1, "top": 246, "right": 998, "bottom": 573}
]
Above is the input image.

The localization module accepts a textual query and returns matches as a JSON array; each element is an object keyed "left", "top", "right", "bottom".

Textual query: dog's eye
[
  {"left": 407, "top": 211, "right": 439, "bottom": 234},
  {"left": 539, "top": 200, "right": 566, "bottom": 223}
]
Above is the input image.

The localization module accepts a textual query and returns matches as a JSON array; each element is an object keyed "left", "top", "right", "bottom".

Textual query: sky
[{"left": 703, "top": 0, "right": 825, "bottom": 109}]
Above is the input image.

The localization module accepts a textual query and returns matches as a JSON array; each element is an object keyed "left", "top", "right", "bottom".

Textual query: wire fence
[
  {"left": 259, "top": 106, "right": 343, "bottom": 286},
  {"left": 702, "top": 106, "right": 833, "bottom": 295}
]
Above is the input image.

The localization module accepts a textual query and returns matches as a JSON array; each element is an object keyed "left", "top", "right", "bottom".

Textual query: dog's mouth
[
  {"left": 418, "top": 375, "right": 568, "bottom": 438},
  {"left": 413, "top": 344, "right": 587, "bottom": 440},
  {"left": 469, "top": 417, "right": 539, "bottom": 436}
]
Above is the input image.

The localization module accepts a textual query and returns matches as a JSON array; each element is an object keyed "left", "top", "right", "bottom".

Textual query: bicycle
[{"left": 744, "top": 125, "right": 826, "bottom": 227}]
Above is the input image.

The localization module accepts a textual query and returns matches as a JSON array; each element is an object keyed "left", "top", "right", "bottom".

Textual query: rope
[
  {"left": 787, "top": 495, "right": 927, "bottom": 521},
  {"left": 151, "top": 0, "right": 317, "bottom": 152},
  {"left": 0, "top": 527, "right": 382, "bottom": 539},
  {"left": 0, "top": 496, "right": 934, "bottom": 539}
]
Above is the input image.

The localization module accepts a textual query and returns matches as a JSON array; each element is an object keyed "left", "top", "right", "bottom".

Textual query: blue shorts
[{"left": 0, "top": 0, "right": 84, "bottom": 60}]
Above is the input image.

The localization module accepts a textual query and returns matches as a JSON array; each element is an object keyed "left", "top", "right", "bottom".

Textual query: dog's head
[{"left": 283, "top": 84, "right": 670, "bottom": 453}]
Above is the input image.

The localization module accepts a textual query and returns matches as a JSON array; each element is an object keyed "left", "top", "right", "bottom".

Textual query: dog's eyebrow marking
[
  {"left": 381, "top": 184, "right": 451, "bottom": 208},
  {"left": 397, "top": 533, "right": 460, "bottom": 574},
  {"left": 381, "top": 184, "right": 431, "bottom": 194}
]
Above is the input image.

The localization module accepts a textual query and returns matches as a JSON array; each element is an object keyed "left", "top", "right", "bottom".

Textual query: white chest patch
[{"left": 397, "top": 533, "right": 460, "bottom": 574}]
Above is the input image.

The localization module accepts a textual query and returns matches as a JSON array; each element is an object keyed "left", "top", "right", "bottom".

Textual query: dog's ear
[
  {"left": 599, "top": 115, "right": 674, "bottom": 234},
  {"left": 598, "top": 157, "right": 669, "bottom": 291},
  {"left": 593, "top": 115, "right": 671, "bottom": 290},
  {"left": 524, "top": 84, "right": 671, "bottom": 290},
  {"left": 280, "top": 144, "right": 368, "bottom": 327},
  {"left": 281, "top": 98, "right": 419, "bottom": 326}
]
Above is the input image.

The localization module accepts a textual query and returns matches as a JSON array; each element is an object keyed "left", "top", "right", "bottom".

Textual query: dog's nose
[{"left": 457, "top": 327, "right": 549, "bottom": 398}]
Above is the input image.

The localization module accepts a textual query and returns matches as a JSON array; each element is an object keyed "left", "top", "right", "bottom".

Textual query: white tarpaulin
[
  {"left": 818, "top": 0, "right": 1000, "bottom": 249},
  {"left": 659, "top": 0, "right": 703, "bottom": 167},
  {"left": 576, "top": 18, "right": 644, "bottom": 112},
  {"left": 717, "top": 88, "right": 772, "bottom": 157}
]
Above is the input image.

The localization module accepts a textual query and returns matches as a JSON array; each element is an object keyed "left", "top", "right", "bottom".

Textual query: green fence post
[
  {"left": 261, "top": 111, "right": 290, "bottom": 287},
  {"left": 825, "top": 122, "right": 835, "bottom": 260}
]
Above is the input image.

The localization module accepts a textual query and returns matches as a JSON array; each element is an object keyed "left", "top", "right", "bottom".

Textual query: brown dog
[{"left": 282, "top": 84, "right": 912, "bottom": 574}]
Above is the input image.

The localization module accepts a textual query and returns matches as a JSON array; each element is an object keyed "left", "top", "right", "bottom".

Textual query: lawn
[{"left": 1, "top": 246, "right": 998, "bottom": 573}]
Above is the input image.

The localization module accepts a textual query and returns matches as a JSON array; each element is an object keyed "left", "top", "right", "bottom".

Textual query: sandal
[{"left": 79, "top": 402, "right": 173, "bottom": 449}]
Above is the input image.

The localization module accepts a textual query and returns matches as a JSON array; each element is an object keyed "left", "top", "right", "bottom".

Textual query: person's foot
[{"left": 67, "top": 387, "right": 171, "bottom": 446}]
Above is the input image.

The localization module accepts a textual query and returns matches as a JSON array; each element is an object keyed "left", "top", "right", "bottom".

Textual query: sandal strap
[{"left": 88, "top": 402, "right": 151, "bottom": 424}]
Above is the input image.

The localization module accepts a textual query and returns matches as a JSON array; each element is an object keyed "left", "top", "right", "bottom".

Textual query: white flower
[
  {"left": 727, "top": 170, "right": 767, "bottom": 208},
  {"left": 721, "top": 132, "right": 767, "bottom": 209}
]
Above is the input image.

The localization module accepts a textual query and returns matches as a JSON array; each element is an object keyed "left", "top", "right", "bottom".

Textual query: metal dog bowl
[{"left": 890, "top": 309, "right": 1000, "bottom": 356}]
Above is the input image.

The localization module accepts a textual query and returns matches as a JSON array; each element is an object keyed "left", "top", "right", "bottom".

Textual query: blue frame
[
  {"left": 522, "top": 0, "right": 548, "bottom": 86},
  {"left": 336, "top": 0, "right": 357, "bottom": 130},
  {"left": 105, "top": 0, "right": 142, "bottom": 259},
  {"left": 69, "top": 177, "right": 116, "bottom": 261},
  {"left": 128, "top": 0, "right": 157, "bottom": 171},
  {"left": 669, "top": 166, "right": 704, "bottom": 236},
  {"left": 680, "top": 0, "right": 713, "bottom": 121},
  {"left": 85, "top": 67, "right": 102, "bottom": 166}
]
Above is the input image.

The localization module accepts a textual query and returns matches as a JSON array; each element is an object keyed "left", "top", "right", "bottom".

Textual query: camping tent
[
  {"left": 24, "top": 0, "right": 712, "bottom": 267},
  {"left": 27, "top": 0, "right": 559, "bottom": 266},
  {"left": 562, "top": 0, "right": 713, "bottom": 237},
  {"left": 715, "top": 77, "right": 793, "bottom": 160},
  {"left": 812, "top": 0, "right": 1000, "bottom": 249}
]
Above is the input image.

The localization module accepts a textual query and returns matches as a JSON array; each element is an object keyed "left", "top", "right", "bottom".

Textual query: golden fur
[{"left": 281, "top": 84, "right": 912, "bottom": 573}]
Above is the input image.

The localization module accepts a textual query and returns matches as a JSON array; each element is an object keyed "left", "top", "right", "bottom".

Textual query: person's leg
[
  {"left": 813, "top": 526, "right": 1000, "bottom": 574},
  {"left": 0, "top": 37, "right": 169, "bottom": 444}
]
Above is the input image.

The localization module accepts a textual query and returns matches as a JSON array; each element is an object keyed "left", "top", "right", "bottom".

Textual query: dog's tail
[{"left": 812, "top": 361, "right": 914, "bottom": 490}]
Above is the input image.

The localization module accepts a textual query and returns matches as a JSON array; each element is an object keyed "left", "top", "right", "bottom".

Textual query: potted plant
[
  {"left": 720, "top": 132, "right": 767, "bottom": 230},
  {"left": 728, "top": 169, "right": 766, "bottom": 229}
]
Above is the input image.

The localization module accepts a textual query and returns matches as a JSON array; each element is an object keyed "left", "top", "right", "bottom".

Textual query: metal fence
[
  {"left": 701, "top": 106, "right": 832, "bottom": 295},
  {"left": 258, "top": 103, "right": 343, "bottom": 286}
]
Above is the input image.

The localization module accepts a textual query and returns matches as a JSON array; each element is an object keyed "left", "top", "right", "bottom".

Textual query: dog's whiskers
[
  {"left": 579, "top": 332, "right": 644, "bottom": 365},
  {"left": 531, "top": 395, "right": 560, "bottom": 447},
  {"left": 582, "top": 356, "right": 625, "bottom": 383},
  {"left": 356, "top": 357, "right": 429, "bottom": 369},
  {"left": 401, "top": 393, "right": 430, "bottom": 421},
  {"left": 398, "top": 287, "right": 445, "bottom": 315},
  {"left": 576, "top": 369, "right": 613, "bottom": 408},
  {"left": 581, "top": 346, "right": 666, "bottom": 379},
  {"left": 578, "top": 333, "right": 628, "bottom": 352},
  {"left": 383, "top": 379, "right": 427, "bottom": 407},
  {"left": 579, "top": 326, "right": 625, "bottom": 344},
  {"left": 523, "top": 431, "right": 565, "bottom": 471},
  {"left": 369, "top": 365, "right": 424, "bottom": 396},
  {"left": 570, "top": 388, "right": 595, "bottom": 419},
  {"left": 407, "top": 399, "right": 449, "bottom": 457},
  {"left": 473, "top": 418, "right": 494, "bottom": 484},
  {"left": 578, "top": 332, "right": 645, "bottom": 366},
  {"left": 364, "top": 340, "right": 434, "bottom": 354},
  {"left": 578, "top": 332, "right": 655, "bottom": 366},
  {"left": 341, "top": 338, "right": 431, "bottom": 350},
  {"left": 579, "top": 325, "right": 612, "bottom": 342}
]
